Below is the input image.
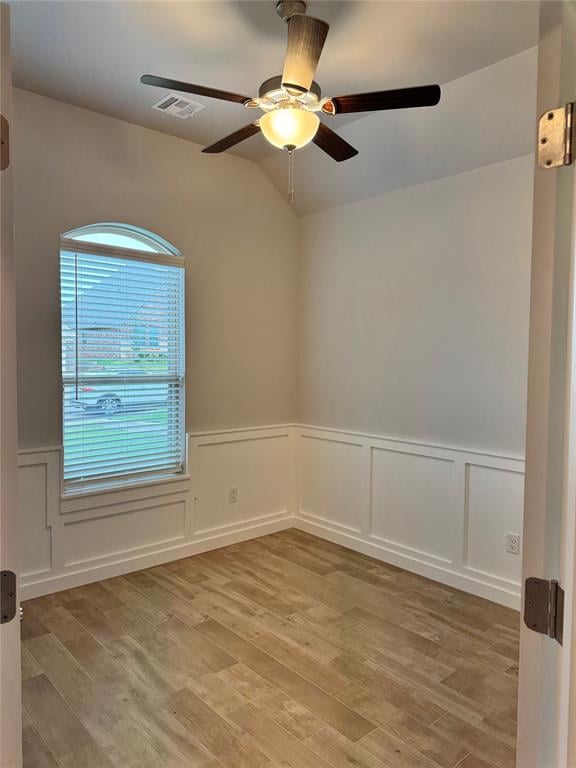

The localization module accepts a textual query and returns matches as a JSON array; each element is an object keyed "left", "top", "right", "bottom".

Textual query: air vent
[{"left": 151, "top": 93, "right": 205, "bottom": 119}]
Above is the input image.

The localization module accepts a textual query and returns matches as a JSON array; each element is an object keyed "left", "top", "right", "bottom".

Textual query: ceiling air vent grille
[{"left": 151, "top": 93, "right": 205, "bottom": 119}]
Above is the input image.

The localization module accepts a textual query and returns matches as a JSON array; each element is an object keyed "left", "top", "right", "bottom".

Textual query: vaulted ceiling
[{"left": 10, "top": 1, "right": 539, "bottom": 213}]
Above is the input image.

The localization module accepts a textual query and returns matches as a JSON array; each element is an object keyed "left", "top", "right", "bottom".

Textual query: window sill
[{"left": 61, "top": 472, "right": 191, "bottom": 501}]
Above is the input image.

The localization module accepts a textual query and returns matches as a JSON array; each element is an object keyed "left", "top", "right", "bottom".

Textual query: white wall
[
  {"left": 298, "top": 155, "right": 534, "bottom": 457},
  {"left": 14, "top": 86, "right": 533, "bottom": 611},
  {"left": 13, "top": 88, "right": 299, "bottom": 449}
]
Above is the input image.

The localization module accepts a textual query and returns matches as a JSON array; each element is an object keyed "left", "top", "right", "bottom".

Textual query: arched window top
[{"left": 63, "top": 223, "right": 180, "bottom": 257}]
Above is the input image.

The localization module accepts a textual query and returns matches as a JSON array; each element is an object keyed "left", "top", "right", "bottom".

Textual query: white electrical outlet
[
  {"left": 228, "top": 487, "right": 239, "bottom": 504},
  {"left": 506, "top": 532, "right": 521, "bottom": 555}
]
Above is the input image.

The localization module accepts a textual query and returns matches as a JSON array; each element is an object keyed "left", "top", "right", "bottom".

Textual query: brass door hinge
[
  {"left": 524, "top": 577, "right": 564, "bottom": 645},
  {"left": 538, "top": 103, "right": 573, "bottom": 169},
  {"left": 0, "top": 114, "right": 8, "bottom": 171}
]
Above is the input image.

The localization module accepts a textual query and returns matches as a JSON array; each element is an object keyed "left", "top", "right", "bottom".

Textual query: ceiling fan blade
[
  {"left": 325, "top": 85, "right": 441, "bottom": 114},
  {"left": 202, "top": 123, "right": 260, "bottom": 154},
  {"left": 282, "top": 15, "right": 329, "bottom": 94},
  {"left": 141, "top": 74, "right": 251, "bottom": 105},
  {"left": 312, "top": 122, "right": 358, "bottom": 162}
]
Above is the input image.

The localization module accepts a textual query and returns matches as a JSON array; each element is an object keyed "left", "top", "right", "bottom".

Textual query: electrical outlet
[
  {"left": 228, "top": 487, "right": 238, "bottom": 504},
  {"left": 506, "top": 532, "right": 521, "bottom": 555}
]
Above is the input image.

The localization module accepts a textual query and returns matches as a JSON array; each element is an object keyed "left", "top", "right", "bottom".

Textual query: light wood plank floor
[{"left": 21, "top": 529, "right": 519, "bottom": 768}]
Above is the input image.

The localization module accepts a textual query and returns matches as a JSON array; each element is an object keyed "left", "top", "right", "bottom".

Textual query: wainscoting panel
[
  {"left": 465, "top": 462, "right": 525, "bottom": 584},
  {"left": 18, "top": 425, "right": 525, "bottom": 607},
  {"left": 293, "top": 426, "right": 525, "bottom": 608},
  {"left": 18, "top": 450, "right": 60, "bottom": 580},
  {"left": 62, "top": 499, "right": 188, "bottom": 568},
  {"left": 191, "top": 427, "right": 292, "bottom": 536},
  {"left": 19, "top": 427, "right": 293, "bottom": 600},
  {"left": 370, "top": 448, "right": 458, "bottom": 565},
  {"left": 298, "top": 432, "right": 364, "bottom": 534}
]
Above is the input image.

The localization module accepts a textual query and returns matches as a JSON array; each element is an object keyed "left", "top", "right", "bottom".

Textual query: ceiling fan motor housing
[
  {"left": 259, "top": 75, "right": 321, "bottom": 100},
  {"left": 276, "top": 0, "right": 307, "bottom": 22}
]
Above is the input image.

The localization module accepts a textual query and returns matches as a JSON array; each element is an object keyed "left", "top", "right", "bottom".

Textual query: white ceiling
[
  {"left": 261, "top": 46, "right": 538, "bottom": 215},
  {"left": 11, "top": 0, "right": 539, "bottom": 164}
]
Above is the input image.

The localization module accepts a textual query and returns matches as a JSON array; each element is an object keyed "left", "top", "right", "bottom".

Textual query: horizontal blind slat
[{"left": 61, "top": 245, "right": 185, "bottom": 487}]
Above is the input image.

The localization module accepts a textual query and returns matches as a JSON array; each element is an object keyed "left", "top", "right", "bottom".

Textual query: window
[{"left": 60, "top": 223, "right": 185, "bottom": 490}]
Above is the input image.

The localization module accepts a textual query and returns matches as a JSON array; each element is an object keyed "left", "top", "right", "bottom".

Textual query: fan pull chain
[{"left": 288, "top": 149, "right": 295, "bottom": 204}]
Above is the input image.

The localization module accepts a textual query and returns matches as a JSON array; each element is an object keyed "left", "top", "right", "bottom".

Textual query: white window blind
[{"left": 60, "top": 237, "right": 185, "bottom": 489}]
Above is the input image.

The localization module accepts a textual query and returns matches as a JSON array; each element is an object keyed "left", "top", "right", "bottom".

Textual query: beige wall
[
  {"left": 13, "top": 89, "right": 533, "bottom": 458},
  {"left": 13, "top": 89, "right": 299, "bottom": 449},
  {"left": 298, "top": 155, "right": 534, "bottom": 456}
]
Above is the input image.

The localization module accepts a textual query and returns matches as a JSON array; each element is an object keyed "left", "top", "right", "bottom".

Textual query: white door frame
[
  {"left": 0, "top": 3, "right": 21, "bottom": 766},
  {"left": 517, "top": 3, "right": 576, "bottom": 767}
]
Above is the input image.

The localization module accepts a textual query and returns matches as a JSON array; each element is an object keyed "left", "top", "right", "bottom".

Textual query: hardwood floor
[{"left": 21, "top": 529, "right": 519, "bottom": 768}]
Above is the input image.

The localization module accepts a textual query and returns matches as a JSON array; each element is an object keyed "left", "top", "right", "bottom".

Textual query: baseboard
[
  {"left": 20, "top": 514, "right": 293, "bottom": 601},
  {"left": 293, "top": 515, "right": 521, "bottom": 610}
]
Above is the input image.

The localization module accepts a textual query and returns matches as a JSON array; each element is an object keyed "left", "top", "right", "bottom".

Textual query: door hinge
[
  {"left": 0, "top": 114, "right": 8, "bottom": 171},
  {"left": 538, "top": 103, "right": 574, "bottom": 169},
  {"left": 0, "top": 571, "right": 17, "bottom": 624},
  {"left": 524, "top": 577, "right": 564, "bottom": 645}
]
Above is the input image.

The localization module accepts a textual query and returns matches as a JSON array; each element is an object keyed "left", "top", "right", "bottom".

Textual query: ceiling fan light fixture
[{"left": 260, "top": 106, "right": 319, "bottom": 150}]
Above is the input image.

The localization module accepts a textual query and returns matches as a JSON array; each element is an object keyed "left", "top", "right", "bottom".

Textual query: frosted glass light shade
[{"left": 260, "top": 108, "right": 320, "bottom": 150}]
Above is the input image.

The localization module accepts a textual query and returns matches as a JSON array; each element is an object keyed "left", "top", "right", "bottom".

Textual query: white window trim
[
  {"left": 59, "top": 229, "right": 186, "bottom": 493},
  {"left": 60, "top": 237, "right": 184, "bottom": 268}
]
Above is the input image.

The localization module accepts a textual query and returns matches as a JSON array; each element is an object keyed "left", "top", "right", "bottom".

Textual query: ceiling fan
[{"left": 141, "top": 0, "right": 441, "bottom": 163}]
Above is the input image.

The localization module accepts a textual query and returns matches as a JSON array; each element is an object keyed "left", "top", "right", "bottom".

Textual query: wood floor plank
[
  {"left": 265, "top": 545, "right": 339, "bottom": 575},
  {"left": 22, "top": 675, "right": 93, "bottom": 760},
  {"left": 371, "top": 712, "right": 468, "bottom": 768},
  {"left": 105, "top": 687, "right": 214, "bottom": 767},
  {"left": 194, "top": 598, "right": 351, "bottom": 693},
  {"left": 305, "top": 727, "right": 389, "bottom": 768},
  {"left": 345, "top": 606, "right": 441, "bottom": 657},
  {"left": 65, "top": 685, "right": 165, "bottom": 768},
  {"left": 218, "top": 663, "right": 327, "bottom": 741},
  {"left": 478, "top": 712, "right": 517, "bottom": 749},
  {"left": 21, "top": 611, "right": 50, "bottom": 642},
  {"left": 331, "top": 657, "right": 447, "bottom": 726},
  {"left": 254, "top": 610, "right": 342, "bottom": 664},
  {"left": 98, "top": 577, "right": 173, "bottom": 625},
  {"left": 21, "top": 645, "right": 43, "bottom": 682},
  {"left": 64, "top": 600, "right": 122, "bottom": 644},
  {"left": 22, "top": 724, "right": 59, "bottom": 768},
  {"left": 229, "top": 704, "right": 335, "bottom": 768},
  {"left": 224, "top": 579, "right": 301, "bottom": 616},
  {"left": 433, "top": 645, "right": 514, "bottom": 676},
  {"left": 105, "top": 634, "right": 185, "bottom": 696},
  {"left": 432, "top": 713, "right": 516, "bottom": 768},
  {"left": 57, "top": 742, "right": 116, "bottom": 768},
  {"left": 25, "top": 604, "right": 87, "bottom": 644},
  {"left": 145, "top": 566, "right": 206, "bottom": 601},
  {"left": 22, "top": 531, "right": 517, "bottom": 768},
  {"left": 359, "top": 726, "right": 458, "bottom": 768},
  {"left": 24, "top": 634, "right": 92, "bottom": 696},
  {"left": 334, "top": 679, "right": 445, "bottom": 730},
  {"left": 362, "top": 653, "right": 492, "bottom": 724},
  {"left": 63, "top": 634, "right": 139, "bottom": 696},
  {"left": 194, "top": 618, "right": 277, "bottom": 673},
  {"left": 457, "top": 755, "right": 499, "bottom": 768},
  {"left": 259, "top": 662, "right": 377, "bottom": 742},
  {"left": 158, "top": 618, "right": 238, "bottom": 672},
  {"left": 169, "top": 688, "right": 270, "bottom": 768},
  {"left": 441, "top": 668, "right": 518, "bottom": 716}
]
